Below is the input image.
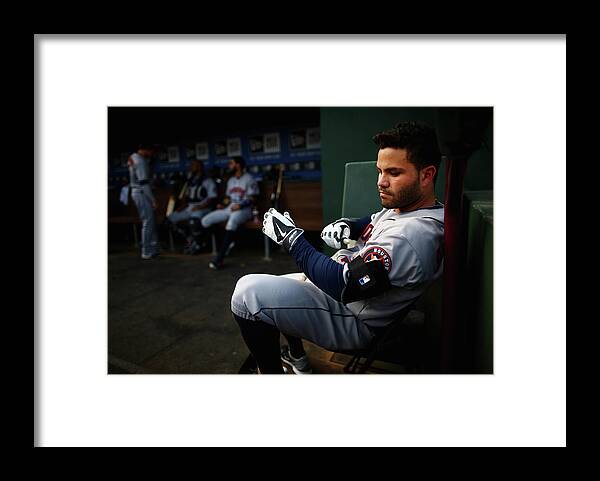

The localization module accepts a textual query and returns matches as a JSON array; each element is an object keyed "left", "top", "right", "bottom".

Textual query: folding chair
[{"left": 336, "top": 302, "right": 422, "bottom": 373}]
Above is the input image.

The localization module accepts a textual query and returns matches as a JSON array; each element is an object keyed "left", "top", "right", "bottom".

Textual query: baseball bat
[{"left": 270, "top": 163, "right": 285, "bottom": 209}]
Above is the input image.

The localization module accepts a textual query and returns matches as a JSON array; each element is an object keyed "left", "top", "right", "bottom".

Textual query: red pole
[{"left": 441, "top": 154, "right": 468, "bottom": 373}]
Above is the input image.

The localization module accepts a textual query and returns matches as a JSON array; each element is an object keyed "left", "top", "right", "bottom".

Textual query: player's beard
[{"left": 380, "top": 177, "right": 423, "bottom": 210}]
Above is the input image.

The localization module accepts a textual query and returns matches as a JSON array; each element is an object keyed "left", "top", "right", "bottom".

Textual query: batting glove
[
  {"left": 263, "top": 208, "right": 304, "bottom": 252},
  {"left": 320, "top": 218, "right": 357, "bottom": 249}
]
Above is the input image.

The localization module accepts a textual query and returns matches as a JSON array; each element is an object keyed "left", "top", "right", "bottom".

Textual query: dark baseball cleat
[
  {"left": 280, "top": 345, "right": 312, "bottom": 374},
  {"left": 208, "top": 259, "right": 224, "bottom": 270},
  {"left": 238, "top": 354, "right": 259, "bottom": 374},
  {"left": 187, "top": 243, "right": 200, "bottom": 255}
]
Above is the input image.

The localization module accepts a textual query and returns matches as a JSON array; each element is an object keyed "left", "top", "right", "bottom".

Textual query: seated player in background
[
  {"left": 231, "top": 121, "right": 445, "bottom": 374},
  {"left": 165, "top": 160, "right": 217, "bottom": 254},
  {"left": 198, "top": 156, "right": 259, "bottom": 270}
]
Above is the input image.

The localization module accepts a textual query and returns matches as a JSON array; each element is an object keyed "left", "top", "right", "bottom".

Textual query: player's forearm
[{"left": 289, "top": 235, "right": 345, "bottom": 301}]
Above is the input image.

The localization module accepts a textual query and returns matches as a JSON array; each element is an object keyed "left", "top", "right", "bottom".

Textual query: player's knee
[
  {"left": 232, "top": 274, "right": 258, "bottom": 298},
  {"left": 231, "top": 274, "right": 263, "bottom": 311},
  {"left": 225, "top": 220, "right": 239, "bottom": 231}
]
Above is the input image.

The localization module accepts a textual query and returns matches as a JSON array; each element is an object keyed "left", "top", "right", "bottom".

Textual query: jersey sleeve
[
  {"left": 225, "top": 178, "right": 233, "bottom": 197},
  {"left": 205, "top": 179, "right": 218, "bottom": 199},
  {"left": 343, "top": 228, "right": 424, "bottom": 288},
  {"left": 135, "top": 156, "right": 150, "bottom": 182},
  {"left": 246, "top": 176, "right": 259, "bottom": 197}
]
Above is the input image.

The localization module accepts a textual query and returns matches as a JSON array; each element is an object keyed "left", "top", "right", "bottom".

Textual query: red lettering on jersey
[
  {"left": 360, "top": 224, "right": 374, "bottom": 242},
  {"left": 361, "top": 246, "right": 392, "bottom": 273}
]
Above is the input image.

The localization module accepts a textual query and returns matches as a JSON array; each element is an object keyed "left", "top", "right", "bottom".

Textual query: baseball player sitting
[
  {"left": 165, "top": 160, "right": 217, "bottom": 254},
  {"left": 197, "top": 156, "right": 259, "bottom": 270},
  {"left": 231, "top": 121, "right": 445, "bottom": 374}
]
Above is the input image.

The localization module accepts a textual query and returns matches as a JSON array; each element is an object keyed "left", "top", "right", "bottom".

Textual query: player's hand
[
  {"left": 230, "top": 203, "right": 241, "bottom": 211},
  {"left": 320, "top": 218, "right": 352, "bottom": 249},
  {"left": 263, "top": 208, "right": 304, "bottom": 252},
  {"left": 216, "top": 204, "right": 224, "bottom": 210}
]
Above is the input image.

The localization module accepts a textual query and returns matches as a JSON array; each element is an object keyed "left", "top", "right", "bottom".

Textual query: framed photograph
[
  {"left": 167, "top": 146, "right": 180, "bottom": 163},
  {"left": 264, "top": 132, "right": 281, "bottom": 153},
  {"left": 227, "top": 137, "right": 242, "bottom": 157},
  {"left": 214, "top": 139, "right": 227, "bottom": 157},
  {"left": 185, "top": 145, "right": 196, "bottom": 162},
  {"left": 195, "top": 142, "right": 209, "bottom": 160},
  {"left": 38, "top": 34, "right": 566, "bottom": 447},
  {"left": 249, "top": 135, "right": 264, "bottom": 154},
  {"left": 289, "top": 129, "right": 307, "bottom": 150},
  {"left": 306, "top": 128, "right": 320, "bottom": 149}
]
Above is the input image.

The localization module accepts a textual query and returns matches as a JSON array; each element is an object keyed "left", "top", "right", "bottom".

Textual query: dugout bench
[
  {"left": 209, "top": 179, "right": 323, "bottom": 260},
  {"left": 109, "top": 179, "right": 323, "bottom": 260}
]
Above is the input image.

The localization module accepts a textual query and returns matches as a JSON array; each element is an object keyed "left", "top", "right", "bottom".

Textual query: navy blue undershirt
[
  {"left": 289, "top": 236, "right": 346, "bottom": 301},
  {"left": 288, "top": 215, "right": 372, "bottom": 301},
  {"left": 349, "top": 215, "right": 372, "bottom": 239}
]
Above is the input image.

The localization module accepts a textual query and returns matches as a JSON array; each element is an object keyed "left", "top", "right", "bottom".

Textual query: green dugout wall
[{"left": 320, "top": 107, "right": 493, "bottom": 224}]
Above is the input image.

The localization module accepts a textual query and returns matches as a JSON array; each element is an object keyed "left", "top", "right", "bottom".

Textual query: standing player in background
[
  {"left": 165, "top": 160, "right": 217, "bottom": 254},
  {"left": 231, "top": 121, "right": 444, "bottom": 374},
  {"left": 199, "top": 156, "right": 259, "bottom": 270},
  {"left": 128, "top": 144, "right": 160, "bottom": 260}
]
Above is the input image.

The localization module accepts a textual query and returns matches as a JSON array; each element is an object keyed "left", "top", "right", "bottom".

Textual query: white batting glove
[
  {"left": 320, "top": 218, "right": 353, "bottom": 249},
  {"left": 263, "top": 208, "right": 304, "bottom": 251}
]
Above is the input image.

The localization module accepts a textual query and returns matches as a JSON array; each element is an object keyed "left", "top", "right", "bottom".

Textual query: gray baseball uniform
[
  {"left": 231, "top": 203, "right": 444, "bottom": 351},
  {"left": 167, "top": 174, "right": 217, "bottom": 224},
  {"left": 201, "top": 172, "right": 259, "bottom": 231},
  {"left": 129, "top": 152, "right": 159, "bottom": 257}
]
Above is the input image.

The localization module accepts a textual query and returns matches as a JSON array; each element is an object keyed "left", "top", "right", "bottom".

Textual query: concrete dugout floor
[{"left": 108, "top": 240, "right": 354, "bottom": 374}]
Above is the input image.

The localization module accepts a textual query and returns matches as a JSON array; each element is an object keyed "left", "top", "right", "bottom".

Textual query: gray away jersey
[
  {"left": 226, "top": 172, "right": 259, "bottom": 204},
  {"left": 128, "top": 153, "right": 155, "bottom": 202},
  {"left": 128, "top": 153, "right": 151, "bottom": 188},
  {"left": 331, "top": 202, "right": 445, "bottom": 328},
  {"left": 186, "top": 174, "right": 217, "bottom": 205}
]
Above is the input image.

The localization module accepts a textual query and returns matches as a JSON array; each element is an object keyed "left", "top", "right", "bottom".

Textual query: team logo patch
[
  {"left": 358, "top": 274, "right": 371, "bottom": 286},
  {"left": 361, "top": 246, "right": 392, "bottom": 273}
]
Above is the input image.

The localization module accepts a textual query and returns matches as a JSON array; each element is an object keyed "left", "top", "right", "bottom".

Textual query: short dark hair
[
  {"left": 372, "top": 121, "right": 441, "bottom": 180},
  {"left": 231, "top": 156, "right": 246, "bottom": 170}
]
